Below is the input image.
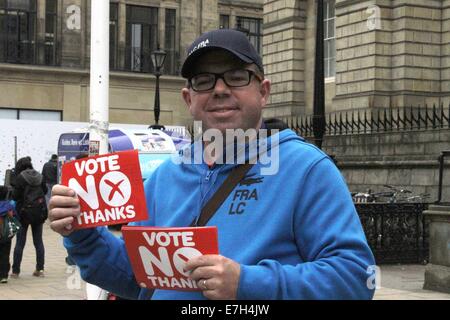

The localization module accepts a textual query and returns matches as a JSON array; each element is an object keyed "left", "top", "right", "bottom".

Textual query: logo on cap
[{"left": 188, "top": 39, "right": 210, "bottom": 56}]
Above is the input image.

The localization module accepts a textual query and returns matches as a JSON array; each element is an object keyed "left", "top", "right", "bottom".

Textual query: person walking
[{"left": 11, "top": 157, "right": 48, "bottom": 278}]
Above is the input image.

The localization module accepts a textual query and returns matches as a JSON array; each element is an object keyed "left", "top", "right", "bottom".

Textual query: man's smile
[{"left": 207, "top": 106, "right": 239, "bottom": 116}]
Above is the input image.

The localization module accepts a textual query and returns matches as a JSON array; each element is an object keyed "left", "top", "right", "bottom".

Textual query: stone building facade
[
  {"left": 264, "top": 0, "right": 450, "bottom": 116},
  {"left": 1, "top": 0, "right": 448, "bottom": 122},
  {"left": 1, "top": 0, "right": 449, "bottom": 197},
  {"left": 263, "top": 0, "right": 450, "bottom": 199},
  {"left": 0, "top": 0, "right": 263, "bottom": 126}
]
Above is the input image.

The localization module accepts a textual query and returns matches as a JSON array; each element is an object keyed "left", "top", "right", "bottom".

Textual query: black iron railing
[
  {"left": 279, "top": 105, "right": 450, "bottom": 137},
  {"left": 0, "top": 40, "right": 59, "bottom": 66},
  {"left": 185, "top": 105, "right": 450, "bottom": 139},
  {"left": 356, "top": 202, "right": 429, "bottom": 264}
]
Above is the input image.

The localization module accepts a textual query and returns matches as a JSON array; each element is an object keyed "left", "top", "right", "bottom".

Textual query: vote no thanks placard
[
  {"left": 122, "top": 226, "right": 219, "bottom": 291},
  {"left": 61, "top": 150, "right": 148, "bottom": 229}
]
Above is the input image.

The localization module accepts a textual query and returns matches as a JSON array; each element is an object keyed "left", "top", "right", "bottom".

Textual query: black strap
[{"left": 190, "top": 163, "right": 255, "bottom": 227}]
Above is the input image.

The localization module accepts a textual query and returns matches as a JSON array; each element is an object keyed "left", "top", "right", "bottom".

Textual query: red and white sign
[
  {"left": 61, "top": 150, "right": 148, "bottom": 229},
  {"left": 122, "top": 226, "right": 219, "bottom": 291}
]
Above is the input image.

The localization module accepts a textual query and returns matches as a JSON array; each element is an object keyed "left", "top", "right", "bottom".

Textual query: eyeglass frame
[{"left": 188, "top": 68, "right": 263, "bottom": 92}]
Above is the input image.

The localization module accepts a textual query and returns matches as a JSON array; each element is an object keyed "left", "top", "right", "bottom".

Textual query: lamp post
[
  {"left": 150, "top": 48, "right": 167, "bottom": 130},
  {"left": 313, "top": 0, "right": 325, "bottom": 149}
]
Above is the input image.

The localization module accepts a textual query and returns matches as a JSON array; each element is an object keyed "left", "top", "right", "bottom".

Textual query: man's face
[{"left": 182, "top": 50, "right": 271, "bottom": 134}]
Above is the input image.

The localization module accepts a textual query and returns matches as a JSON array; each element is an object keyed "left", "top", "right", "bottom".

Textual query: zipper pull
[{"left": 205, "top": 170, "right": 214, "bottom": 182}]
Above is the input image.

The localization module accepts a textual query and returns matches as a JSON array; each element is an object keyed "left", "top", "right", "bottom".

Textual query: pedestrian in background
[
  {"left": 42, "top": 154, "right": 58, "bottom": 203},
  {"left": 9, "top": 156, "right": 31, "bottom": 188},
  {"left": 11, "top": 157, "right": 48, "bottom": 278},
  {"left": 0, "top": 186, "right": 18, "bottom": 283}
]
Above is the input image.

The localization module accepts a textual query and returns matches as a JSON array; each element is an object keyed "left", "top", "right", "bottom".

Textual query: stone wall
[
  {"left": 442, "top": 0, "right": 450, "bottom": 105},
  {"left": 263, "top": 0, "right": 307, "bottom": 117},
  {"left": 333, "top": 0, "right": 444, "bottom": 110},
  {"left": 0, "top": 64, "right": 189, "bottom": 126},
  {"left": 263, "top": 0, "right": 450, "bottom": 115},
  {"left": 0, "top": 0, "right": 264, "bottom": 127},
  {"left": 321, "top": 129, "right": 450, "bottom": 201}
]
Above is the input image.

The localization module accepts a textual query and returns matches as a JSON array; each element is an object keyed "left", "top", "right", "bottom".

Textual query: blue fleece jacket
[{"left": 64, "top": 129, "right": 375, "bottom": 300}]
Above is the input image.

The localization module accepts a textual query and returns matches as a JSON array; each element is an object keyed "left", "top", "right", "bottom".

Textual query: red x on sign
[{"left": 61, "top": 150, "right": 148, "bottom": 229}]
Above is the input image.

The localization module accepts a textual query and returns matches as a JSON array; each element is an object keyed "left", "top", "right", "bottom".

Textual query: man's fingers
[
  {"left": 48, "top": 195, "right": 79, "bottom": 210},
  {"left": 48, "top": 185, "right": 80, "bottom": 237},
  {"left": 48, "top": 207, "right": 81, "bottom": 222},
  {"left": 50, "top": 216, "right": 75, "bottom": 236},
  {"left": 184, "top": 254, "right": 217, "bottom": 272},
  {"left": 51, "top": 184, "right": 76, "bottom": 198},
  {"left": 188, "top": 266, "right": 217, "bottom": 281}
]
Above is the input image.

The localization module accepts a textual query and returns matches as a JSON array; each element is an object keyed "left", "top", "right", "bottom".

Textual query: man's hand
[
  {"left": 48, "top": 185, "right": 80, "bottom": 236},
  {"left": 184, "top": 254, "right": 240, "bottom": 300}
]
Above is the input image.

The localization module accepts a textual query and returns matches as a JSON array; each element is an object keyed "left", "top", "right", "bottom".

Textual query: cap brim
[{"left": 181, "top": 46, "right": 253, "bottom": 78}]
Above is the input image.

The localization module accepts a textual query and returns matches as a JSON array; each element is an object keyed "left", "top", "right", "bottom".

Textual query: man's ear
[
  {"left": 259, "top": 79, "right": 271, "bottom": 108},
  {"left": 181, "top": 88, "right": 192, "bottom": 111}
]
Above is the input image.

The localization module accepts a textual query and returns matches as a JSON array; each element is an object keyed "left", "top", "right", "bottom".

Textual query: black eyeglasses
[{"left": 189, "top": 69, "right": 262, "bottom": 92}]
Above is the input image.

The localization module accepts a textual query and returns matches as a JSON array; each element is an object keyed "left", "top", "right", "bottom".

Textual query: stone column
[
  {"left": 117, "top": 1, "right": 126, "bottom": 71},
  {"left": 178, "top": 0, "right": 219, "bottom": 68},
  {"left": 179, "top": 1, "right": 201, "bottom": 66},
  {"left": 263, "top": 0, "right": 307, "bottom": 117},
  {"left": 60, "top": 0, "right": 85, "bottom": 68},
  {"left": 334, "top": 0, "right": 443, "bottom": 111},
  {"left": 442, "top": 1, "right": 450, "bottom": 106},
  {"left": 201, "top": 0, "right": 219, "bottom": 33},
  {"left": 36, "top": 0, "right": 46, "bottom": 65},
  {"left": 158, "top": 5, "right": 166, "bottom": 49},
  {"left": 423, "top": 205, "right": 450, "bottom": 294}
]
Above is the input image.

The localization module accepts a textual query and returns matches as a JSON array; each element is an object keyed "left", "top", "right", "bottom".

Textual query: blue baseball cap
[{"left": 181, "top": 28, "right": 264, "bottom": 78}]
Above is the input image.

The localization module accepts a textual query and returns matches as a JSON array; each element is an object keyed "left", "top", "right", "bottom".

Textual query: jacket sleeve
[
  {"left": 64, "top": 227, "right": 142, "bottom": 299},
  {"left": 237, "top": 157, "right": 376, "bottom": 300}
]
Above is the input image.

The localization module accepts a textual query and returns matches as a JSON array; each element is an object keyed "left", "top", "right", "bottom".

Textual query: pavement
[{"left": 0, "top": 221, "right": 449, "bottom": 300}]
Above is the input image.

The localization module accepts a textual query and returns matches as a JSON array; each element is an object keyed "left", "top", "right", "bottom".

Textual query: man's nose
[{"left": 213, "top": 77, "right": 230, "bottom": 94}]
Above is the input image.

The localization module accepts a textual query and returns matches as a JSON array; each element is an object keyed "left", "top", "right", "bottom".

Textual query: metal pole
[
  {"left": 89, "top": 0, "right": 110, "bottom": 156},
  {"left": 313, "top": 0, "right": 325, "bottom": 149},
  {"left": 14, "top": 136, "right": 17, "bottom": 164},
  {"left": 86, "top": 0, "right": 110, "bottom": 300},
  {"left": 437, "top": 154, "right": 444, "bottom": 204},
  {"left": 154, "top": 70, "right": 160, "bottom": 125}
]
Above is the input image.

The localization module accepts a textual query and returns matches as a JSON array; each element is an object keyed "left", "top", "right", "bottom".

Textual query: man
[
  {"left": 49, "top": 29, "right": 375, "bottom": 300},
  {"left": 42, "top": 154, "right": 58, "bottom": 203}
]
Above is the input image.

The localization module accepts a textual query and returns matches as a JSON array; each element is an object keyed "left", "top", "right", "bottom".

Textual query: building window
[
  {"left": 125, "top": 5, "right": 158, "bottom": 73},
  {"left": 0, "top": 108, "right": 17, "bottom": 119},
  {"left": 0, "top": 0, "right": 37, "bottom": 64},
  {"left": 236, "top": 16, "right": 262, "bottom": 54},
  {"left": 0, "top": 108, "right": 62, "bottom": 121},
  {"left": 44, "top": 0, "right": 57, "bottom": 65},
  {"left": 219, "top": 14, "right": 229, "bottom": 29},
  {"left": 324, "top": 0, "right": 336, "bottom": 78},
  {"left": 110, "top": 2, "right": 118, "bottom": 70},
  {"left": 164, "top": 8, "right": 177, "bottom": 75}
]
